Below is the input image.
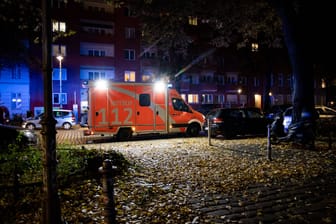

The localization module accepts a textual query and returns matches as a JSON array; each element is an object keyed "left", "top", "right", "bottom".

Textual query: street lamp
[{"left": 56, "top": 55, "right": 63, "bottom": 108}]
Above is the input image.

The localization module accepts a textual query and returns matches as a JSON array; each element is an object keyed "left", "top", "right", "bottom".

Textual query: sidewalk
[
  {"left": 55, "top": 128, "right": 336, "bottom": 223},
  {"left": 189, "top": 175, "right": 336, "bottom": 223}
]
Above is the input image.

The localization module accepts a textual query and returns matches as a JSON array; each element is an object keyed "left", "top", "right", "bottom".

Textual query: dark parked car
[
  {"left": 203, "top": 107, "right": 272, "bottom": 138},
  {"left": 0, "top": 124, "right": 37, "bottom": 150},
  {"left": 265, "top": 104, "right": 292, "bottom": 120}
]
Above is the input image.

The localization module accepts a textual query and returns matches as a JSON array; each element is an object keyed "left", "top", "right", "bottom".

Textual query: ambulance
[{"left": 85, "top": 80, "right": 205, "bottom": 140}]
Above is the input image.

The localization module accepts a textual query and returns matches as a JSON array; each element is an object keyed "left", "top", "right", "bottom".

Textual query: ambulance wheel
[
  {"left": 187, "top": 123, "right": 200, "bottom": 137},
  {"left": 116, "top": 128, "right": 132, "bottom": 141}
]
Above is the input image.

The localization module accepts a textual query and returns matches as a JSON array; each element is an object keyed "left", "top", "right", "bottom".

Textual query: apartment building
[
  {"left": 0, "top": 1, "right": 329, "bottom": 122},
  {"left": 0, "top": 63, "right": 30, "bottom": 120},
  {"left": 27, "top": 0, "right": 141, "bottom": 121}
]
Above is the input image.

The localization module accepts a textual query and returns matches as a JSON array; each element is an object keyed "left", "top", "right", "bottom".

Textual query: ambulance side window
[
  {"left": 172, "top": 98, "right": 191, "bottom": 112},
  {"left": 139, "top": 94, "right": 150, "bottom": 106}
]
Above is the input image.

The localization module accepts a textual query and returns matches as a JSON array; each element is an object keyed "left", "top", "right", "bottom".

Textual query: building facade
[
  {"left": 28, "top": 0, "right": 141, "bottom": 121},
  {"left": 0, "top": 0, "right": 330, "bottom": 122}
]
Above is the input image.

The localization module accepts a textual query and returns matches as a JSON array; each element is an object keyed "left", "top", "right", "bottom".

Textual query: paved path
[
  {"left": 55, "top": 128, "right": 336, "bottom": 223},
  {"left": 189, "top": 176, "right": 336, "bottom": 223},
  {"left": 56, "top": 128, "right": 87, "bottom": 145}
]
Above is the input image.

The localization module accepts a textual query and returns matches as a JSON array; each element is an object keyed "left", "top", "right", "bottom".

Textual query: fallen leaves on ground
[{"left": 18, "top": 137, "right": 336, "bottom": 223}]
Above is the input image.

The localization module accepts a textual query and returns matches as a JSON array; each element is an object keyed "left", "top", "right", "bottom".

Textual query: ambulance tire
[
  {"left": 186, "top": 123, "right": 201, "bottom": 137},
  {"left": 116, "top": 128, "right": 132, "bottom": 141}
]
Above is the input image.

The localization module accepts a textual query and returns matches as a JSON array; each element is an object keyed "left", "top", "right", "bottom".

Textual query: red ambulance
[{"left": 85, "top": 81, "right": 205, "bottom": 140}]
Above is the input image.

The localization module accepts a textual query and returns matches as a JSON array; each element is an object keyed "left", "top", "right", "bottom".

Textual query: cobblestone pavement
[
  {"left": 55, "top": 128, "right": 336, "bottom": 224},
  {"left": 189, "top": 176, "right": 336, "bottom": 223},
  {"left": 55, "top": 126, "right": 88, "bottom": 145}
]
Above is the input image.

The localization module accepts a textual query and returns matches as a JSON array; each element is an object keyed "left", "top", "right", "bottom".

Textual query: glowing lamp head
[{"left": 56, "top": 55, "right": 63, "bottom": 62}]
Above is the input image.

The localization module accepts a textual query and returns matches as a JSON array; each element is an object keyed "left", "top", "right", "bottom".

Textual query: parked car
[
  {"left": 0, "top": 124, "right": 37, "bottom": 149},
  {"left": 203, "top": 107, "right": 272, "bottom": 138},
  {"left": 283, "top": 105, "right": 336, "bottom": 132},
  {"left": 22, "top": 109, "right": 76, "bottom": 130},
  {"left": 265, "top": 104, "right": 292, "bottom": 120}
]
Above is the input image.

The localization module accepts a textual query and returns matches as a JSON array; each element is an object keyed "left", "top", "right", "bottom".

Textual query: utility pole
[{"left": 41, "top": 0, "right": 61, "bottom": 223}]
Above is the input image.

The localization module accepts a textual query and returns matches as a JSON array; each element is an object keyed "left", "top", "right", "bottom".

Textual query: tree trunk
[{"left": 268, "top": 0, "right": 316, "bottom": 145}]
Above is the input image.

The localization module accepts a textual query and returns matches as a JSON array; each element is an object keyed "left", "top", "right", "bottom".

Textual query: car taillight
[
  {"left": 212, "top": 118, "right": 223, "bottom": 123},
  {"left": 72, "top": 115, "right": 75, "bottom": 121}
]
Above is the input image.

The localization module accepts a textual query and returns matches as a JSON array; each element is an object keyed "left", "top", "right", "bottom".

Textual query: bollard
[
  {"left": 267, "top": 124, "right": 272, "bottom": 161},
  {"left": 208, "top": 117, "right": 211, "bottom": 145},
  {"left": 99, "top": 159, "right": 117, "bottom": 224}
]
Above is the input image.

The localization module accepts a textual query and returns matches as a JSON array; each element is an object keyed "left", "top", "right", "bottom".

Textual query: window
[
  {"left": 139, "top": 94, "right": 150, "bottom": 106},
  {"left": 202, "top": 94, "right": 213, "bottom": 104},
  {"left": 11, "top": 93, "right": 22, "bottom": 109},
  {"left": 124, "top": 49, "right": 135, "bottom": 60},
  {"left": 124, "top": 71, "right": 136, "bottom": 82},
  {"left": 52, "top": 44, "right": 66, "bottom": 57},
  {"left": 53, "top": 93, "right": 67, "bottom": 105},
  {"left": 80, "top": 42, "right": 114, "bottom": 57},
  {"left": 53, "top": 21, "right": 66, "bottom": 32},
  {"left": 11, "top": 65, "right": 22, "bottom": 79},
  {"left": 88, "top": 49, "right": 106, "bottom": 57},
  {"left": 251, "top": 43, "right": 259, "bottom": 52},
  {"left": 80, "top": 67, "right": 115, "bottom": 80},
  {"left": 142, "top": 74, "right": 151, "bottom": 82},
  {"left": 200, "top": 75, "right": 212, "bottom": 83},
  {"left": 239, "top": 95, "right": 247, "bottom": 106},
  {"left": 124, "top": 7, "right": 136, "bottom": 17},
  {"left": 227, "top": 94, "right": 238, "bottom": 104},
  {"left": 247, "top": 110, "right": 263, "bottom": 119},
  {"left": 172, "top": 98, "right": 190, "bottom": 112},
  {"left": 216, "top": 95, "right": 225, "bottom": 104},
  {"left": 225, "top": 73, "right": 238, "bottom": 84},
  {"left": 180, "top": 94, "right": 186, "bottom": 101},
  {"left": 125, "top": 27, "right": 135, "bottom": 39},
  {"left": 88, "top": 71, "right": 106, "bottom": 80},
  {"left": 238, "top": 76, "right": 247, "bottom": 85},
  {"left": 53, "top": 68, "right": 67, "bottom": 81},
  {"left": 229, "top": 110, "right": 245, "bottom": 118},
  {"left": 81, "top": 20, "right": 114, "bottom": 36},
  {"left": 188, "top": 16, "right": 198, "bottom": 26},
  {"left": 187, "top": 94, "right": 199, "bottom": 104}
]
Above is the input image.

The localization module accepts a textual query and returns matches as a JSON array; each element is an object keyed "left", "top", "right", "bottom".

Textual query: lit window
[
  {"left": 187, "top": 94, "right": 199, "bottom": 103},
  {"left": 52, "top": 21, "right": 66, "bottom": 32},
  {"left": 11, "top": 93, "right": 22, "bottom": 109},
  {"left": 188, "top": 16, "right": 198, "bottom": 26},
  {"left": 251, "top": 43, "right": 258, "bottom": 52},
  {"left": 142, "top": 74, "right": 151, "bottom": 82},
  {"left": 124, "top": 71, "right": 136, "bottom": 82}
]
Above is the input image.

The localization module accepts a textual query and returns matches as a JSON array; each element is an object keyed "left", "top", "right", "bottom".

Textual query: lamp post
[{"left": 56, "top": 55, "right": 63, "bottom": 108}]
